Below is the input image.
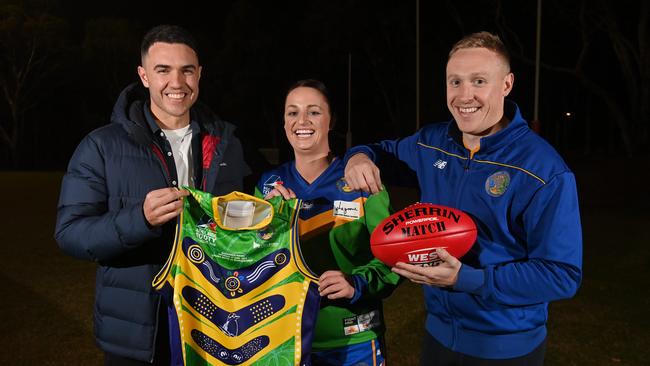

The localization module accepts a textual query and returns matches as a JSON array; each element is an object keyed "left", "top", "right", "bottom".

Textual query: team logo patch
[
  {"left": 336, "top": 178, "right": 353, "bottom": 193},
  {"left": 301, "top": 201, "right": 313, "bottom": 210},
  {"left": 257, "top": 226, "right": 274, "bottom": 241},
  {"left": 485, "top": 171, "right": 510, "bottom": 197}
]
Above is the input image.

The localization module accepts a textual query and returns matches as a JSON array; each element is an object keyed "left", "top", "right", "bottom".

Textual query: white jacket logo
[{"left": 433, "top": 160, "right": 447, "bottom": 169}]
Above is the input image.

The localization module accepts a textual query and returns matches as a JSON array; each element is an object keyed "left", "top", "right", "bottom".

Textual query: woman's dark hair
[
  {"left": 140, "top": 24, "right": 199, "bottom": 61},
  {"left": 286, "top": 79, "right": 337, "bottom": 130}
]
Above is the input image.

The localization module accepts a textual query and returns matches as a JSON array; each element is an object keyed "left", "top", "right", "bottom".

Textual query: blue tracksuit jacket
[{"left": 346, "top": 101, "right": 582, "bottom": 359}]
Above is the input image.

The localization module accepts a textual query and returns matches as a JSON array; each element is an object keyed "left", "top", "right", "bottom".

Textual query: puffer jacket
[{"left": 55, "top": 83, "right": 251, "bottom": 362}]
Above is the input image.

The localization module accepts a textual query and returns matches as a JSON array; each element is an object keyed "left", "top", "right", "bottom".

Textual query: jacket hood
[
  {"left": 110, "top": 82, "right": 235, "bottom": 137},
  {"left": 110, "top": 82, "right": 148, "bottom": 129}
]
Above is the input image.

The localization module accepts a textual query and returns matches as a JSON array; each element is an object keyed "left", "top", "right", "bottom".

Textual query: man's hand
[
  {"left": 318, "top": 270, "right": 355, "bottom": 300},
  {"left": 391, "top": 249, "right": 462, "bottom": 287},
  {"left": 344, "top": 153, "right": 382, "bottom": 194},
  {"left": 143, "top": 188, "right": 189, "bottom": 226},
  {"left": 264, "top": 184, "right": 296, "bottom": 200}
]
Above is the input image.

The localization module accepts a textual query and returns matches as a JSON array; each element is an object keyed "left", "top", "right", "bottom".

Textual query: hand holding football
[{"left": 370, "top": 203, "right": 477, "bottom": 267}]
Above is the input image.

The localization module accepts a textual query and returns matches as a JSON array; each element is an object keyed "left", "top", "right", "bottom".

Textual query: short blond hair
[{"left": 449, "top": 31, "right": 510, "bottom": 70}]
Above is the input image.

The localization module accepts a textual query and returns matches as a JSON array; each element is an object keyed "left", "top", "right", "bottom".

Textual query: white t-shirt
[{"left": 162, "top": 125, "right": 193, "bottom": 187}]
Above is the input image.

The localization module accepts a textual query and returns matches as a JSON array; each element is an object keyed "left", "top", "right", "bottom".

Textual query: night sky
[{"left": 0, "top": 0, "right": 647, "bottom": 169}]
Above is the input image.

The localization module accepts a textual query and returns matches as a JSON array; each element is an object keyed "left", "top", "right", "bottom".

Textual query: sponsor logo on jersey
[
  {"left": 197, "top": 215, "right": 217, "bottom": 231},
  {"left": 343, "top": 310, "right": 381, "bottom": 335},
  {"left": 262, "top": 175, "right": 283, "bottom": 196},
  {"left": 196, "top": 216, "right": 218, "bottom": 244},
  {"left": 301, "top": 201, "right": 314, "bottom": 210},
  {"left": 333, "top": 200, "right": 360, "bottom": 219},
  {"left": 485, "top": 171, "right": 510, "bottom": 197},
  {"left": 336, "top": 178, "right": 353, "bottom": 193}
]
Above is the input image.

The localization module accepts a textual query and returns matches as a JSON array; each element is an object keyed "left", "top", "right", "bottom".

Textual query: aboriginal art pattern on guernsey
[{"left": 153, "top": 189, "right": 320, "bottom": 366}]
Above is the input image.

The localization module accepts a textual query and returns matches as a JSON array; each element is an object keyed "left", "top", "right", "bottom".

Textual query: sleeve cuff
[
  {"left": 343, "top": 146, "right": 376, "bottom": 164},
  {"left": 453, "top": 264, "right": 486, "bottom": 295},
  {"left": 349, "top": 274, "right": 368, "bottom": 304},
  {"left": 115, "top": 203, "right": 161, "bottom": 246}
]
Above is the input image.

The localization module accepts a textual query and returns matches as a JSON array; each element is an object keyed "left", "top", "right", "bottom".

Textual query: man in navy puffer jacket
[{"left": 55, "top": 24, "right": 251, "bottom": 365}]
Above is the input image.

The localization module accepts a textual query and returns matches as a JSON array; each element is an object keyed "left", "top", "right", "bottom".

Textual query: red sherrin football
[{"left": 370, "top": 203, "right": 477, "bottom": 267}]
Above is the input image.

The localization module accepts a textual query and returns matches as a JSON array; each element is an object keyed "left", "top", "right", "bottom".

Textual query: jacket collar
[
  {"left": 111, "top": 82, "right": 234, "bottom": 139},
  {"left": 447, "top": 100, "right": 531, "bottom": 156}
]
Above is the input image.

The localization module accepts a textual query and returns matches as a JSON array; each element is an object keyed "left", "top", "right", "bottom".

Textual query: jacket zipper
[
  {"left": 151, "top": 143, "right": 173, "bottom": 186},
  {"left": 149, "top": 296, "right": 162, "bottom": 363},
  {"left": 454, "top": 152, "right": 472, "bottom": 206}
]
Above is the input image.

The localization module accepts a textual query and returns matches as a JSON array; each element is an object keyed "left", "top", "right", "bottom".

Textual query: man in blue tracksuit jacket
[{"left": 343, "top": 32, "right": 582, "bottom": 365}]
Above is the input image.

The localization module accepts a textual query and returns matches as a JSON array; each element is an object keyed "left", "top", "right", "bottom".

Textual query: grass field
[{"left": 1, "top": 160, "right": 648, "bottom": 365}]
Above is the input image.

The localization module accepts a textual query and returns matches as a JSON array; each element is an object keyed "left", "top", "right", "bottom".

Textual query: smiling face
[
  {"left": 446, "top": 47, "right": 514, "bottom": 148},
  {"left": 284, "top": 86, "right": 331, "bottom": 156},
  {"left": 137, "top": 42, "right": 202, "bottom": 128}
]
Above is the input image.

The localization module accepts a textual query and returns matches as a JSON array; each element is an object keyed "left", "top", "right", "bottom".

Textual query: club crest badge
[
  {"left": 336, "top": 178, "right": 353, "bottom": 193},
  {"left": 485, "top": 171, "right": 510, "bottom": 197},
  {"left": 257, "top": 226, "right": 274, "bottom": 241}
]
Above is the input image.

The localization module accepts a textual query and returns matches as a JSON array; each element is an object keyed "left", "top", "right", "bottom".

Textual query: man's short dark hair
[{"left": 140, "top": 24, "right": 199, "bottom": 61}]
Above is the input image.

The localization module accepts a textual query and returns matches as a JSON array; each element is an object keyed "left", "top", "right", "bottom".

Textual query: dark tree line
[
  {"left": 495, "top": 0, "right": 649, "bottom": 157},
  {"left": 1, "top": 0, "right": 647, "bottom": 169}
]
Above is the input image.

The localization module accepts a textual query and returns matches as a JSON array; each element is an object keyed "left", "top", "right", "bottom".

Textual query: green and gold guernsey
[
  {"left": 255, "top": 159, "right": 401, "bottom": 350},
  {"left": 153, "top": 189, "right": 320, "bottom": 366}
]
